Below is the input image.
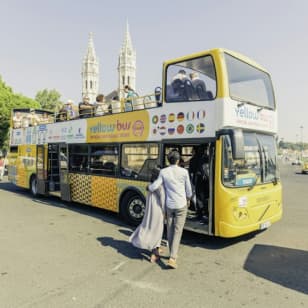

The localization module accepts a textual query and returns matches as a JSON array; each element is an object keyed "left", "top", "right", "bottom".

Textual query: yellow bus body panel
[
  {"left": 214, "top": 139, "right": 283, "bottom": 238},
  {"left": 69, "top": 173, "right": 147, "bottom": 213},
  {"left": 14, "top": 145, "right": 37, "bottom": 189}
]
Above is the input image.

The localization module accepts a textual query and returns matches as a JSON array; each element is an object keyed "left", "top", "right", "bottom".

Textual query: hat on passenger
[{"left": 66, "top": 99, "right": 73, "bottom": 104}]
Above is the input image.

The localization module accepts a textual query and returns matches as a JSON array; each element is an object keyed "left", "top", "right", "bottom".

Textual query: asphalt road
[{"left": 0, "top": 162, "right": 307, "bottom": 308}]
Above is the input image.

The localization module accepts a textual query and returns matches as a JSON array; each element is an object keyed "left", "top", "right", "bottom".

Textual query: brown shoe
[{"left": 167, "top": 258, "right": 177, "bottom": 269}]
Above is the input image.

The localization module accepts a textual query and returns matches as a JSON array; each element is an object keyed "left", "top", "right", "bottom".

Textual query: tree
[
  {"left": 0, "top": 76, "right": 39, "bottom": 150},
  {"left": 35, "top": 89, "right": 63, "bottom": 111}
]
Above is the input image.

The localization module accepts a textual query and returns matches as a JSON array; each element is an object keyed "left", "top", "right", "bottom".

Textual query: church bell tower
[
  {"left": 118, "top": 23, "right": 136, "bottom": 100},
  {"left": 81, "top": 32, "right": 99, "bottom": 102}
]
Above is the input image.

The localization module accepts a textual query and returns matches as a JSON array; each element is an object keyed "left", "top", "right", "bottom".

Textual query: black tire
[
  {"left": 120, "top": 191, "right": 146, "bottom": 226},
  {"left": 30, "top": 175, "right": 38, "bottom": 196}
]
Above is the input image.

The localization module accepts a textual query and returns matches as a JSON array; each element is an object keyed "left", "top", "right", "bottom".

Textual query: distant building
[
  {"left": 118, "top": 22, "right": 136, "bottom": 100},
  {"left": 81, "top": 32, "right": 99, "bottom": 103},
  {"left": 81, "top": 24, "right": 136, "bottom": 103}
]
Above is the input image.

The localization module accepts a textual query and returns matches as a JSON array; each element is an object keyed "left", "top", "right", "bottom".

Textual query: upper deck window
[
  {"left": 225, "top": 53, "right": 275, "bottom": 109},
  {"left": 165, "top": 55, "right": 217, "bottom": 102}
]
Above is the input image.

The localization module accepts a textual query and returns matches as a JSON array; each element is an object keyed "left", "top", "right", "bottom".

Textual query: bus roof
[{"left": 163, "top": 48, "right": 269, "bottom": 74}]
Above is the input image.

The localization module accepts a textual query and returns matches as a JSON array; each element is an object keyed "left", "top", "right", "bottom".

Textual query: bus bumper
[{"left": 217, "top": 210, "right": 283, "bottom": 238}]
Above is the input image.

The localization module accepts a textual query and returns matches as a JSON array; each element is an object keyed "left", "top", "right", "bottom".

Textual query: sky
[{"left": 0, "top": 0, "right": 307, "bottom": 142}]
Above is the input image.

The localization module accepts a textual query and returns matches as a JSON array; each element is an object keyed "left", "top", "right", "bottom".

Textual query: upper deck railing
[{"left": 11, "top": 92, "right": 162, "bottom": 130}]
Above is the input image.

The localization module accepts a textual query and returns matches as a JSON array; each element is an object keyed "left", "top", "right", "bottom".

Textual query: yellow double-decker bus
[{"left": 8, "top": 48, "right": 282, "bottom": 237}]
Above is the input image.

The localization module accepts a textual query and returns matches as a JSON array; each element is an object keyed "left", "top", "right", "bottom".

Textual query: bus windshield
[
  {"left": 222, "top": 132, "right": 278, "bottom": 187},
  {"left": 225, "top": 53, "right": 275, "bottom": 109}
]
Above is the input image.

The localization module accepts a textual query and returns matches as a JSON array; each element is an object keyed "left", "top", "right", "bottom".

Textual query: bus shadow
[
  {"left": 180, "top": 229, "right": 263, "bottom": 250},
  {"left": 0, "top": 180, "right": 129, "bottom": 229},
  {"left": 119, "top": 227, "right": 261, "bottom": 251},
  {"left": 244, "top": 244, "right": 308, "bottom": 294},
  {"left": 0, "top": 180, "right": 261, "bottom": 250}
]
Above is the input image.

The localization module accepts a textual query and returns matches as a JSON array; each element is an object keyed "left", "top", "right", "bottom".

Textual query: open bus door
[
  {"left": 36, "top": 144, "right": 48, "bottom": 195},
  {"left": 59, "top": 144, "right": 71, "bottom": 201},
  {"left": 161, "top": 142, "right": 215, "bottom": 235}
]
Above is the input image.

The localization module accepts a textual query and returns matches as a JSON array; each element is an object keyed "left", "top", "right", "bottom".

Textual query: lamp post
[{"left": 300, "top": 125, "right": 304, "bottom": 160}]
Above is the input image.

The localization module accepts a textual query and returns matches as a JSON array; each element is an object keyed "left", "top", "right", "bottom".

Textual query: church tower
[
  {"left": 81, "top": 32, "right": 99, "bottom": 102},
  {"left": 118, "top": 23, "right": 136, "bottom": 100}
]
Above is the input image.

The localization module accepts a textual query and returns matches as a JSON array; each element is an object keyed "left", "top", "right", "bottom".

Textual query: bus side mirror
[
  {"left": 155, "top": 87, "right": 162, "bottom": 106},
  {"left": 230, "top": 129, "right": 245, "bottom": 160}
]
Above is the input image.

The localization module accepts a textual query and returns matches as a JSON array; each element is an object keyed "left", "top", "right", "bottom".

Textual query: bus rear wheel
[
  {"left": 30, "top": 175, "right": 38, "bottom": 196},
  {"left": 120, "top": 191, "right": 145, "bottom": 226}
]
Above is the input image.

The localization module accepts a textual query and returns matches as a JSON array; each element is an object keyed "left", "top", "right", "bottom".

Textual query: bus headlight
[{"left": 233, "top": 207, "right": 248, "bottom": 220}]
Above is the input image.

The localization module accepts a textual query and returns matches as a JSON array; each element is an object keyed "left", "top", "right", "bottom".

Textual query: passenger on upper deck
[
  {"left": 189, "top": 72, "right": 207, "bottom": 99},
  {"left": 29, "top": 109, "right": 40, "bottom": 126},
  {"left": 57, "top": 105, "right": 68, "bottom": 122},
  {"left": 13, "top": 112, "right": 23, "bottom": 128},
  {"left": 171, "top": 69, "right": 188, "bottom": 98},
  {"left": 111, "top": 95, "right": 121, "bottom": 114},
  {"left": 40, "top": 112, "right": 52, "bottom": 124},
  {"left": 64, "top": 99, "right": 76, "bottom": 120},
  {"left": 79, "top": 96, "right": 95, "bottom": 118},
  {"left": 95, "top": 94, "right": 110, "bottom": 116},
  {"left": 124, "top": 85, "right": 137, "bottom": 112}
]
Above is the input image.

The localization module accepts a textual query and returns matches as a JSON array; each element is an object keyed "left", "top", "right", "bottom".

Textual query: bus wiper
[
  {"left": 234, "top": 96, "right": 265, "bottom": 109},
  {"left": 247, "top": 177, "right": 258, "bottom": 191},
  {"left": 272, "top": 176, "right": 278, "bottom": 185},
  {"left": 234, "top": 96, "right": 255, "bottom": 107}
]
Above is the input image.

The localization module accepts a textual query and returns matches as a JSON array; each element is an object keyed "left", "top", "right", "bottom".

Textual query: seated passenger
[
  {"left": 171, "top": 69, "right": 188, "bottom": 98},
  {"left": 190, "top": 72, "right": 207, "bottom": 99},
  {"left": 64, "top": 99, "right": 76, "bottom": 120},
  {"left": 95, "top": 94, "right": 110, "bottom": 116},
  {"left": 13, "top": 112, "right": 23, "bottom": 128},
  {"left": 40, "top": 112, "right": 52, "bottom": 124},
  {"left": 29, "top": 109, "right": 40, "bottom": 126},
  {"left": 79, "top": 96, "right": 95, "bottom": 118},
  {"left": 22, "top": 115, "right": 30, "bottom": 128},
  {"left": 111, "top": 96, "right": 121, "bottom": 114},
  {"left": 56, "top": 105, "right": 68, "bottom": 122}
]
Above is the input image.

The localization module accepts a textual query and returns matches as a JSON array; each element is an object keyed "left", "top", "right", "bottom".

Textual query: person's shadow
[{"left": 97, "top": 230, "right": 170, "bottom": 270}]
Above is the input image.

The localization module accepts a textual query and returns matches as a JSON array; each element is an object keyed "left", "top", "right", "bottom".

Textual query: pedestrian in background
[{"left": 0, "top": 155, "right": 5, "bottom": 181}]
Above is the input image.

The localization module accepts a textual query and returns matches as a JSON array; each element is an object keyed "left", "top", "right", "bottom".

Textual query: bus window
[
  {"left": 257, "top": 134, "right": 279, "bottom": 183},
  {"left": 225, "top": 53, "right": 275, "bottom": 109},
  {"left": 165, "top": 55, "right": 216, "bottom": 102},
  {"left": 89, "top": 145, "right": 119, "bottom": 176},
  {"left": 163, "top": 145, "right": 194, "bottom": 168},
  {"left": 69, "top": 144, "right": 89, "bottom": 172},
  {"left": 222, "top": 134, "right": 260, "bottom": 187},
  {"left": 222, "top": 133, "right": 278, "bottom": 187},
  {"left": 121, "top": 143, "right": 159, "bottom": 181}
]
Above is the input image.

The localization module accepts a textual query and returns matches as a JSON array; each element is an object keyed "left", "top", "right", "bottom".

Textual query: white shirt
[{"left": 148, "top": 165, "right": 192, "bottom": 209}]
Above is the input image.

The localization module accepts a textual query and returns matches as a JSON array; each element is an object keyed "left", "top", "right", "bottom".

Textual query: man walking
[{"left": 148, "top": 150, "right": 192, "bottom": 269}]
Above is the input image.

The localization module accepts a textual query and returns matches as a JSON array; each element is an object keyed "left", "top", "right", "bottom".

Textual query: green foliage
[
  {"left": 35, "top": 89, "right": 63, "bottom": 112},
  {"left": 278, "top": 139, "right": 308, "bottom": 151},
  {"left": 0, "top": 76, "right": 39, "bottom": 150}
]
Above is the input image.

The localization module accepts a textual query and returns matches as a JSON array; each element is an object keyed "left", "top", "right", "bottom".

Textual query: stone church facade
[{"left": 81, "top": 23, "right": 136, "bottom": 102}]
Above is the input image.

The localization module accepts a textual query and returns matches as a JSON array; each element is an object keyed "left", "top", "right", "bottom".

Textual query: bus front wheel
[
  {"left": 30, "top": 175, "right": 38, "bottom": 196},
  {"left": 120, "top": 191, "right": 145, "bottom": 226}
]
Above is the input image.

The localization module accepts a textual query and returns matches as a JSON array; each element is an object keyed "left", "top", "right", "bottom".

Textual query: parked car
[
  {"left": 301, "top": 159, "right": 308, "bottom": 174},
  {"left": 291, "top": 159, "right": 301, "bottom": 165}
]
